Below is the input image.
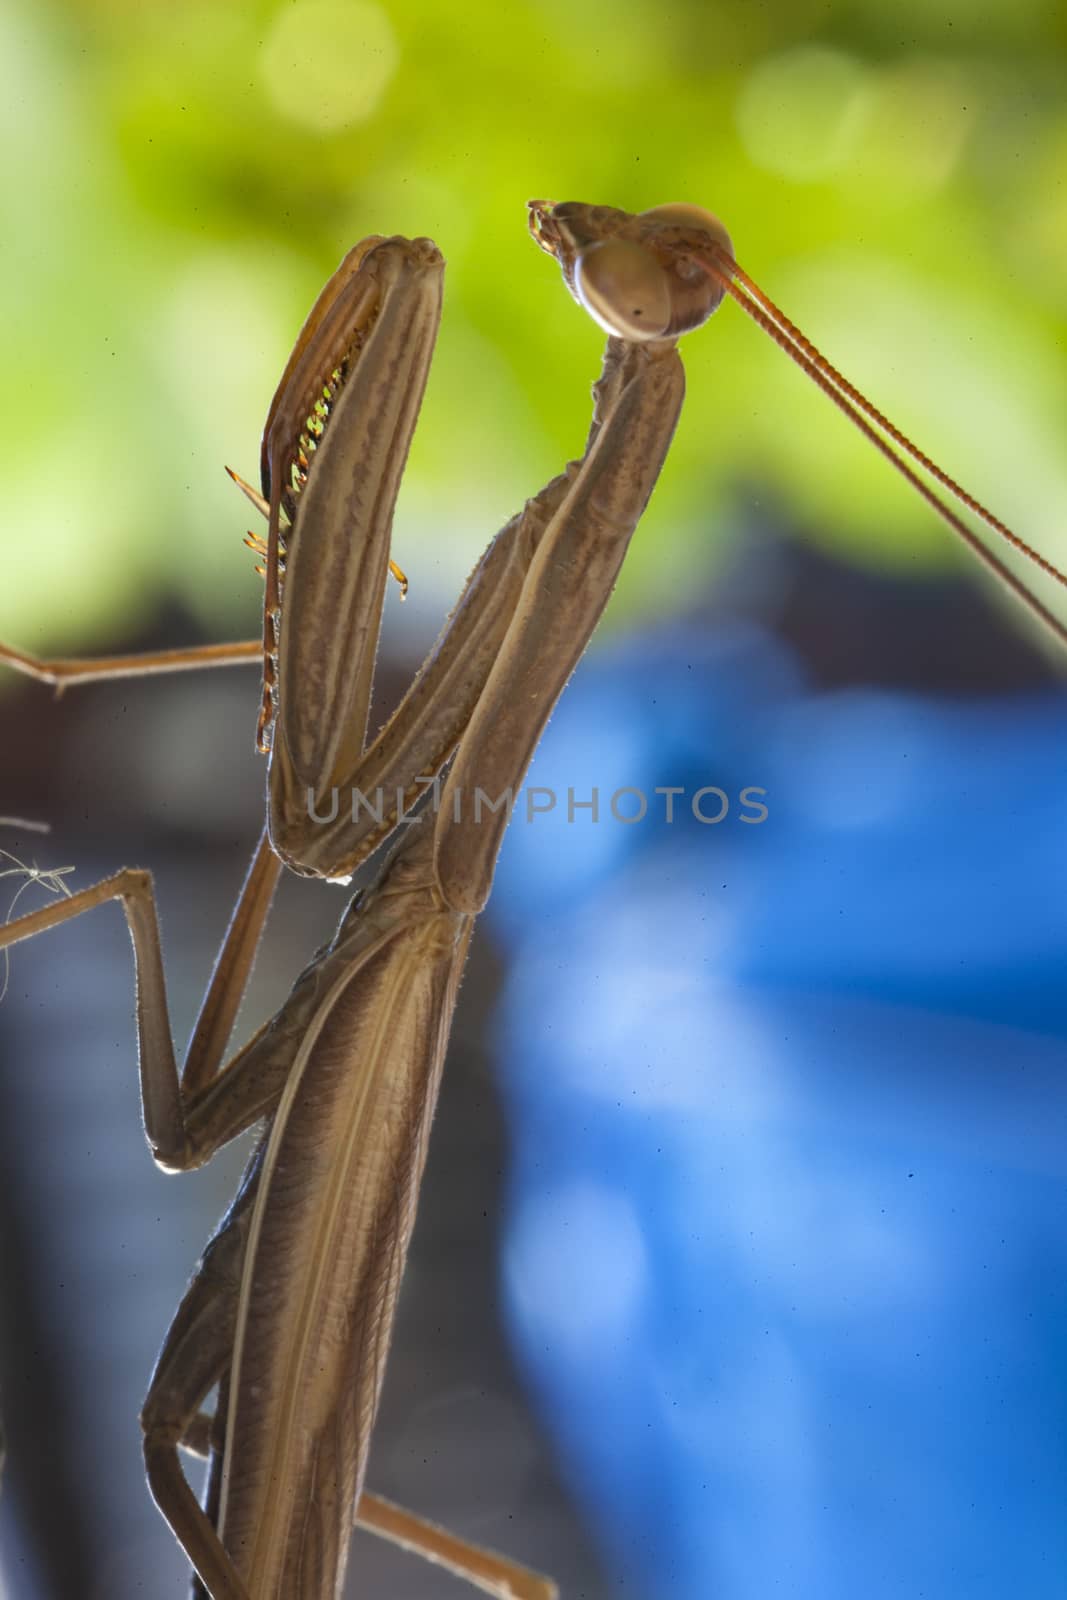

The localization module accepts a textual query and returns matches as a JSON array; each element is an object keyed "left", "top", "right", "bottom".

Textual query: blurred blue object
[{"left": 489, "top": 620, "right": 1067, "bottom": 1600}]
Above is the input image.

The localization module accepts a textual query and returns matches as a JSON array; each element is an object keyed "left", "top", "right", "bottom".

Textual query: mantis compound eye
[
  {"left": 640, "top": 201, "right": 732, "bottom": 243},
  {"left": 640, "top": 203, "right": 735, "bottom": 331},
  {"left": 574, "top": 203, "right": 737, "bottom": 342},
  {"left": 574, "top": 237, "right": 673, "bottom": 341}
]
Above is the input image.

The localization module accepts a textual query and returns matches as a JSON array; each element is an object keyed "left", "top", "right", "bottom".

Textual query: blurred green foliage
[{"left": 2, "top": 0, "right": 1066, "bottom": 648}]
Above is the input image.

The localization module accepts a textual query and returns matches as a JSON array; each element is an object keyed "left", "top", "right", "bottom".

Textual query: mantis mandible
[{"left": 0, "top": 200, "right": 1063, "bottom": 1600}]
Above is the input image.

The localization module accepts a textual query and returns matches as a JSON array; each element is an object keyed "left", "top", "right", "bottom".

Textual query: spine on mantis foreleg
[
  {"left": 271, "top": 328, "right": 684, "bottom": 893},
  {"left": 273, "top": 460, "right": 579, "bottom": 882},
  {"left": 275, "top": 241, "right": 444, "bottom": 795}
]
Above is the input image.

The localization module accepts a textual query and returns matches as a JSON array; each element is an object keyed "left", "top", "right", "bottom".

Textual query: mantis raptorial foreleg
[
  {"left": 0, "top": 265, "right": 641, "bottom": 885},
  {"left": 0, "top": 309, "right": 679, "bottom": 1596}
]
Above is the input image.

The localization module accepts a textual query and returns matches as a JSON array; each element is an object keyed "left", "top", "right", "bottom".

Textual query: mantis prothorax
[{"left": 0, "top": 200, "right": 1063, "bottom": 1600}]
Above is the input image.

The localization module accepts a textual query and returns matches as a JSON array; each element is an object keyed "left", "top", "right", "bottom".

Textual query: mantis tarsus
[{"left": 0, "top": 200, "right": 1063, "bottom": 1599}]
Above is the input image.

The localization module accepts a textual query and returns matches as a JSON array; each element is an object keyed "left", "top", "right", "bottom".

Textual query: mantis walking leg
[
  {"left": 0, "top": 637, "right": 262, "bottom": 687},
  {"left": 0, "top": 830, "right": 288, "bottom": 1170},
  {"left": 0, "top": 822, "right": 558, "bottom": 1598}
]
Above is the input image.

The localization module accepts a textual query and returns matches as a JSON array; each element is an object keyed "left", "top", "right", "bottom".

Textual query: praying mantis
[{"left": 0, "top": 199, "right": 1064, "bottom": 1600}]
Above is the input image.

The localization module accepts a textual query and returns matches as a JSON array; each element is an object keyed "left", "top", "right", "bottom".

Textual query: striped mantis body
[{"left": 0, "top": 201, "right": 1063, "bottom": 1599}]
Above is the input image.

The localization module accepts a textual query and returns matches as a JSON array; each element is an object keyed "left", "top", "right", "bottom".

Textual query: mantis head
[
  {"left": 528, "top": 196, "right": 1067, "bottom": 648},
  {"left": 528, "top": 199, "right": 734, "bottom": 343}
]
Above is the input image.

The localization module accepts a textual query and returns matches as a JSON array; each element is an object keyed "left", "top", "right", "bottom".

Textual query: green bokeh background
[{"left": 3, "top": 0, "right": 1065, "bottom": 657}]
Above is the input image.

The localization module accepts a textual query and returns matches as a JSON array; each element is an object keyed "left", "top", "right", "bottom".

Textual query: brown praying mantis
[{"left": 0, "top": 200, "right": 1065, "bottom": 1600}]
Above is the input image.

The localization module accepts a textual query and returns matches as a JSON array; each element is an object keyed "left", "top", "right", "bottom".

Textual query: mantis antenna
[{"left": 534, "top": 199, "right": 1067, "bottom": 651}]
